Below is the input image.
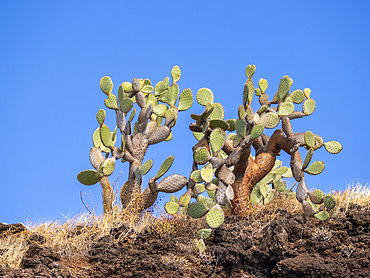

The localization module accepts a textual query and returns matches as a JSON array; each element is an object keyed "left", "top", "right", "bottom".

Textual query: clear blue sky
[{"left": 1, "top": 1, "right": 369, "bottom": 224}]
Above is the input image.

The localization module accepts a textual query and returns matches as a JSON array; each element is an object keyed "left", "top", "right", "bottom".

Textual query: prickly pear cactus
[{"left": 78, "top": 66, "right": 193, "bottom": 214}]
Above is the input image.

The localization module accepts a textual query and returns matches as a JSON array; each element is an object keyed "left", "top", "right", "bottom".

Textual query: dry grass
[{"left": 1, "top": 182, "right": 369, "bottom": 270}]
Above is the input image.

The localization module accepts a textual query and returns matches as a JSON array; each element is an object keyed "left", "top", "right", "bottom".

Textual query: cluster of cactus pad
[{"left": 78, "top": 65, "right": 342, "bottom": 232}]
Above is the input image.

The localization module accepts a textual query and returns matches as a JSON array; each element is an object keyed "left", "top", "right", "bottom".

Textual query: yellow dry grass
[{"left": 0, "top": 182, "right": 369, "bottom": 270}]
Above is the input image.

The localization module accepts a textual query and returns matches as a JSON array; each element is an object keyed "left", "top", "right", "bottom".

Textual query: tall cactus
[{"left": 78, "top": 66, "right": 193, "bottom": 214}]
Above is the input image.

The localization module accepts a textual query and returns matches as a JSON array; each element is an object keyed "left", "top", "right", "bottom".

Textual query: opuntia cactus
[{"left": 78, "top": 66, "right": 193, "bottom": 214}]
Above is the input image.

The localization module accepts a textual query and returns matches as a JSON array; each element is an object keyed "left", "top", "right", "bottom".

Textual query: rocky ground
[{"left": 0, "top": 204, "right": 369, "bottom": 277}]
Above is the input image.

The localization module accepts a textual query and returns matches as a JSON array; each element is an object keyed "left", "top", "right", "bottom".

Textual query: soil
[{"left": 0, "top": 204, "right": 369, "bottom": 277}]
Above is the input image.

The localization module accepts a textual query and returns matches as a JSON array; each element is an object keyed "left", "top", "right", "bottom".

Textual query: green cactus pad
[
  {"left": 188, "top": 202, "right": 209, "bottom": 218},
  {"left": 102, "top": 157, "right": 115, "bottom": 176},
  {"left": 155, "top": 77, "right": 170, "bottom": 96},
  {"left": 198, "top": 228, "right": 212, "bottom": 240},
  {"left": 77, "top": 170, "right": 102, "bottom": 185},
  {"left": 324, "top": 141, "right": 343, "bottom": 154},
  {"left": 190, "top": 170, "right": 203, "bottom": 183},
  {"left": 274, "top": 166, "right": 288, "bottom": 175},
  {"left": 250, "top": 124, "right": 264, "bottom": 141},
  {"left": 258, "top": 112, "right": 280, "bottom": 129},
  {"left": 120, "top": 81, "right": 133, "bottom": 92},
  {"left": 304, "top": 131, "right": 315, "bottom": 148},
  {"left": 200, "top": 103, "right": 215, "bottom": 122},
  {"left": 278, "top": 76, "right": 291, "bottom": 101},
  {"left": 309, "top": 189, "right": 324, "bottom": 204},
  {"left": 146, "top": 93, "right": 158, "bottom": 108},
  {"left": 209, "top": 103, "right": 225, "bottom": 121},
  {"left": 210, "top": 128, "right": 226, "bottom": 154},
  {"left": 179, "top": 193, "right": 191, "bottom": 207},
  {"left": 165, "top": 201, "right": 180, "bottom": 215},
  {"left": 192, "top": 239, "right": 206, "bottom": 254},
  {"left": 290, "top": 89, "right": 305, "bottom": 104},
  {"left": 235, "top": 119, "right": 246, "bottom": 137},
  {"left": 238, "top": 105, "right": 247, "bottom": 120},
  {"left": 171, "top": 65, "right": 181, "bottom": 83},
  {"left": 282, "top": 167, "right": 293, "bottom": 178},
  {"left": 243, "top": 79, "right": 254, "bottom": 105},
  {"left": 96, "top": 109, "right": 106, "bottom": 126},
  {"left": 304, "top": 88, "right": 311, "bottom": 98},
  {"left": 141, "top": 85, "right": 153, "bottom": 94},
  {"left": 195, "top": 183, "right": 206, "bottom": 194},
  {"left": 177, "top": 88, "right": 193, "bottom": 111},
  {"left": 158, "top": 174, "right": 188, "bottom": 193},
  {"left": 100, "top": 124, "right": 113, "bottom": 149},
  {"left": 314, "top": 211, "right": 329, "bottom": 221},
  {"left": 192, "top": 131, "right": 204, "bottom": 141},
  {"left": 104, "top": 94, "right": 119, "bottom": 110},
  {"left": 245, "top": 64, "right": 256, "bottom": 79},
  {"left": 255, "top": 88, "right": 262, "bottom": 96},
  {"left": 153, "top": 104, "right": 168, "bottom": 117},
  {"left": 305, "top": 161, "right": 325, "bottom": 175},
  {"left": 206, "top": 206, "right": 224, "bottom": 228},
  {"left": 201, "top": 163, "right": 214, "bottom": 183},
  {"left": 226, "top": 119, "right": 236, "bottom": 131},
  {"left": 278, "top": 102, "right": 295, "bottom": 116},
  {"left": 302, "top": 148, "right": 314, "bottom": 170},
  {"left": 323, "top": 195, "right": 336, "bottom": 209},
  {"left": 250, "top": 186, "right": 263, "bottom": 204},
  {"left": 120, "top": 98, "right": 133, "bottom": 114},
  {"left": 128, "top": 108, "right": 136, "bottom": 122},
  {"left": 196, "top": 88, "right": 214, "bottom": 106},
  {"left": 155, "top": 155, "right": 174, "bottom": 179},
  {"left": 258, "top": 78, "right": 268, "bottom": 93},
  {"left": 194, "top": 147, "right": 210, "bottom": 165},
  {"left": 259, "top": 182, "right": 271, "bottom": 198},
  {"left": 208, "top": 120, "right": 228, "bottom": 131},
  {"left": 160, "top": 83, "right": 179, "bottom": 106},
  {"left": 303, "top": 98, "right": 316, "bottom": 115},
  {"left": 207, "top": 188, "right": 216, "bottom": 201},
  {"left": 275, "top": 180, "right": 287, "bottom": 192},
  {"left": 100, "top": 76, "right": 113, "bottom": 95},
  {"left": 233, "top": 134, "right": 243, "bottom": 147},
  {"left": 140, "top": 159, "right": 153, "bottom": 175}
]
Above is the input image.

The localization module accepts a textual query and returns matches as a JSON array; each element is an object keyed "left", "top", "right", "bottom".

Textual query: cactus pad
[
  {"left": 158, "top": 174, "right": 188, "bottom": 193},
  {"left": 305, "top": 161, "right": 325, "bottom": 175},
  {"left": 198, "top": 228, "right": 212, "bottom": 240},
  {"left": 104, "top": 94, "right": 119, "bottom": 110},
  {"left": 243, "top": 79, "right": 254, "bottom": 105},
  {"left": 250, "top": 124, "right": 264, "bottom": 141},
  {"left": 235, "top": 119, "right": 246, "bottom": 137},
  {"left": 309, "top": 189, "right": 324, "bottom": 204},
  {"left": 77, "top": 170, "right": 102, "bottom": 185},
  {"left": 290, "top": 89, "right": 305, "bottom": 104},
  {"left": 140, "top": 159, "right": 153, "bottom": 175},
  {"left": 153, "top": 104, "right": 168, "bottom": 117},
  {"left": 128, "top": 108, "right": 136, "bottom": 122},
  {"left": 258, "top": 78, "right": 268, "bottom": 93},
  {"left": 194, "top": 147, "right": 210, "bottom": 165},
  {"left": 314, "top": 211, "right": 329, "bottom": 221},
  {"left": 258, "top": 112, "right": 280, "bottom": 129},
  {"left": 102, "top": 157, "right": 115, "bottom": 176},
  {"left": 304, "top": 88, "right": 311, "bottom": 98},
  {"left": 190, "top": 170, "right": 203, "bottom": 183},
  {"left": 323, "top": 195, "right": 336, "bottom": 209},
  {"left": 100, "top": 76, "right": 113, "bottom": 95},
  {"left": 206, "top": 205, "right": 224, "bottom": 228},
  {"left": 171, "top": 65, "right": 181, "bottom": 83},
  {"left": 120, "top": 98, "right": 133, "bottom": 114},
  {"left": 165, "top": 201, "right": 180, "bottom": 215},
  {"left": 96, "top": 109, "right": 106, "bottom": 126},
  {"left": 304, "top": 131, "right": 315, "bottom": 148},
  {"left": 250, "top": 186, "right": 263, "bottom": 204},
  {"left": 196, "top": 88, "right": 214, "bottom": 106},
  {"left": 302, "top": 148, "right": 314, "bottom": 170},
  {"left": 201, "top": 163, "right": 214, "bottom": 183},
  {"left": 89, "top": 147, "right": 105, "bottom": 170},
  {"left": 161, "top": 83, "right": 179, "bottom": 106},
  {"left": 100, "top": 124, "right": 113, "bottom": 149},
  {"left": 179, "top": 192, "right": 191, "bottom": 207},
  {"left": 278, "top": 76, "right": 291, "bottom": 101},
  {"left": 278, "top": 102, "right": 295, "bottom": 116},
  {"left": 303, "top": 98, "right": 316, "bottom": 115},
  {"left": 210, "top": 128, "right": 226, "bottom": 154},
  {"left": 155, "top": 155, "right": 174, "bottom": 179},
  {"left": 324, "top": 141, "right": 343, "bottom": 154},
  {"left": 178, "top": 88, "right": 193, "bottom": 111},
  {"left": 148, "top": 126, "right": 171, "bottom": 145},
  {"left": 192, "top": 131, "right": 204, "bottom": 141},
  {"left": 187, "top": 202, "right": 209, "bottom": 218},
  {"left": 245, "top": 64, "right": 256, "bottom": 79}
]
